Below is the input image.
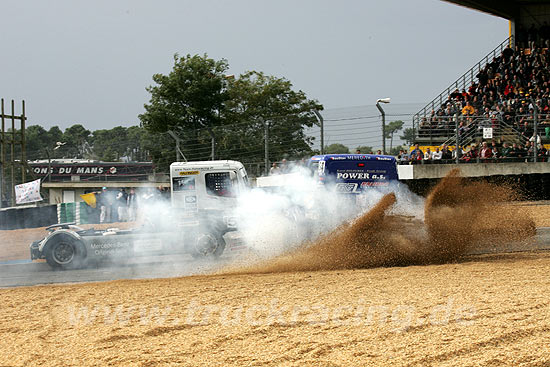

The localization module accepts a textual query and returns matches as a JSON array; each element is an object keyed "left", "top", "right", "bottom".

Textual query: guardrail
[{"left": 415, "top": 114, "right": 531, "bottom": 146}]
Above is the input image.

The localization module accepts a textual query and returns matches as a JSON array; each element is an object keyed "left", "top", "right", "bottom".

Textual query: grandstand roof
[{"left": 444, "top": 0, "right": 550, "bottom": 19}]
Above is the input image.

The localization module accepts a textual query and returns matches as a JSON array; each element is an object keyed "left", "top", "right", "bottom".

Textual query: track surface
[{"left": 1, "top": 228, "right": 549, "bottom": 288}]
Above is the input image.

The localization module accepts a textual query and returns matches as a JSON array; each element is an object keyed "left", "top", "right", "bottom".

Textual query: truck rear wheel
[
  {"left": 192, "top": 232, "right": 226, "bottom": 259},
  {"left": 45, "top": 236, "right": 85, "bottom": 269}
]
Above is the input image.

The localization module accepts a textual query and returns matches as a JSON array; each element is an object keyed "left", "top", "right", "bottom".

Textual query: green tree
[
  {"left": 324, "top": 143, "right": 349, "bottom": 154},
  {"left": 222, "top": 71, "right": 322, "bottom": 163},
  {"left": 61, "top": 124, "right": 91, "bottom": 159},
  {"left": 355, "top": 145, "right": 373, "bottom": 154},
  {"left": 139, "top": 53, "right": 230, "bottom": 164},
  {"left": 91, "top": 126, "right": 130, "bottom": 161},
  {"left": 126, "top": 126, "right": 149, "bottom": 162},
  {"left": 400, "top": 127, "right": 415, "bottom": 146},
  {"left": 25, "top": 125, "right": 52, "bottom": 160},
  {"left": 384, "top": 120, "right": 404, "bottom": 151},
  {"left": 139, "top": 54, "right": 322, "bottom": 169},
  {"left": 24, "top": 125, "right": 68, "bottom": 160}
]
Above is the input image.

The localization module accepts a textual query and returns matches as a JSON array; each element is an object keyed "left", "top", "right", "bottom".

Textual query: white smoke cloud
[{"left": 232, "top": 167, "right": 425, "bottom": 259}]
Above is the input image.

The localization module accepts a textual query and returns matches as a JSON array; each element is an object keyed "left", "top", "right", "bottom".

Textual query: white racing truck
[{"left": 30, "top": 160, "right": 249, "bottom": 269}]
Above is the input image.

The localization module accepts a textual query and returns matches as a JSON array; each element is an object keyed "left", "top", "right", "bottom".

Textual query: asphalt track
[{"left": 1, "top": 228, "right": 549, "bottom": 289}]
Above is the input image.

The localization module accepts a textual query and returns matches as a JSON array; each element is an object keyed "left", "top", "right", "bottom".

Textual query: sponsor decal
[
  {"left": 318, "top": 161, "right": 325, "bottom": 174},
  {"left": 336, "top": 172, "right": 370, "bottom": 180},
  {"left": 336, "top": 172, "right": 387, "bottom": 180},
  {"left": 335, "top": 183, "right": 359, "bottom": 193},
  {"left": 89, "top": 241, "right": 130, "bottom": 256},
  {"left": 179, "top": 171, "right": 200, "bottom": 176},
  {"left": 109, "top": 167, "right": 117, "bottom": 174},
  {"left": 361, "top": 181, "right": 390, "bottom": 187}
]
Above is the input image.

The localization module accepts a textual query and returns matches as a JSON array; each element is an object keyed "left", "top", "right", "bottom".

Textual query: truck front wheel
[
  {"left": 192, "top": 232, "right": 226, "bottom": 259},
  {"left": 45, "top": 237, "right": 86, "bottom": 269}
]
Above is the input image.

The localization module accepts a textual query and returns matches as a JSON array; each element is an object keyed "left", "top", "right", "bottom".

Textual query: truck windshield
[
  {"left": 172, "top": 177, "right": 195, "bottom": 191},
  {"left": 205, "top": 172, "right": 234, "bottom": 197}
]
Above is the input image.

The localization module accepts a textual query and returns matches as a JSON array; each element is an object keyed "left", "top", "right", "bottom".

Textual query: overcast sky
[{"left": 1, "top": 0, "right": 508, "bottom": 133}]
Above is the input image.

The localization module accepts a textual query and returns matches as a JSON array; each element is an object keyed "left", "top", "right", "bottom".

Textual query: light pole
[
  {"left": 313, "top": 110, "right": 324, "bottom": 154},
  {"left": 167, "top": 130, "right": 187, "bottom": 162},
  {"left": 530, "top": 97, "right": 538, "bottom": 162},
  {"left": 46, "top": 142, "right": 65, "bottom": 182},
  {"left": 376, "top": 98, "right": 391, "bottom": 155}
]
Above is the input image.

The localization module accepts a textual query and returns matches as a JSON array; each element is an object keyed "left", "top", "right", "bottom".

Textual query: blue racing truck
[{"left": 309, "top": 154, "right": 398, "bottom": 193}]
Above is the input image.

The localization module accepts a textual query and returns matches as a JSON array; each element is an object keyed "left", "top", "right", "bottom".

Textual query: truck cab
[
  {"left": 170, "top": 160, "right": 249, "bottom": 212},
  {"left": 309, "top": 154, "right": 398, "bottom": 193},
  {"left": 170, "top": 160, "right": 249, "bottom": 238}
]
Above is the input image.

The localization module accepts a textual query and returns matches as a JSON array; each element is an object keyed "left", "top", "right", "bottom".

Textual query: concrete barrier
[
  {"left": 0, "top": 205, "right": 58, "bottom": 230},
  {"left": 398, "top": 162, "right": 550, "bottom": 180}
]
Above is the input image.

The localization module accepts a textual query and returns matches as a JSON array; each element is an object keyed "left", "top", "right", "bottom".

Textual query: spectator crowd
[
  {"left": 418, "top": 26, "right": 550, "bottom": 145},
  {"left": 398, "top": 141, "right": 549, "bottom": 164}
]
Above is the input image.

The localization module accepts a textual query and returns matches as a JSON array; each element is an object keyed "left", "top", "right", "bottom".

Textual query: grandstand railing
[
  {"left": 416, "top": 114, "right": 536, "bottom": 147},
  {"left": 412, "top": 36, "right": 513, "bottom": 138}
]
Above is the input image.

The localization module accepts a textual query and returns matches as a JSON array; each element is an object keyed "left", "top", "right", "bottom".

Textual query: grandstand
[{"left": 413, "top": 0, "right": 550, "bottom": 160}]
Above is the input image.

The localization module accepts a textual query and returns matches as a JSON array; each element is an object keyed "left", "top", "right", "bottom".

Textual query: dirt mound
[{"left": 227, "top": 169, "right": 536, "bottom": 274}]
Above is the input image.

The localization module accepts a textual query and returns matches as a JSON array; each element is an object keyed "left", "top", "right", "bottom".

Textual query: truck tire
[
  {"left": 44, "top": 235, "right": 86, "bottom": 269},
  {"left": 191, "top": 232, "right": 226, "bottom": 259}
]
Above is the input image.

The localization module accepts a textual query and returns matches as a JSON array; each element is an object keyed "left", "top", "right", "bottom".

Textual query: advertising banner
[{"left": 15, "top": 179, "right": 43, "bottom": 205}]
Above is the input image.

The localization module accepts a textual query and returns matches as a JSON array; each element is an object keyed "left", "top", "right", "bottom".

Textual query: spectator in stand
[
  {"left": 377, "top": 149, "right": 382, "bottom": 155},
  {"left": 413, "top": 151, "right": 423, "bottom": 164},
  {"left": 479, "top": 142, "right": 493, "bottom": 162},
  {"left": 461, "top": 144, "right": 479, "bottom": 162},
  {"left": 270, "top": 162, "right": 281, "bottom": 175},
  {"left": 540, "top": 144, "right": 548, "bottom": 162},
  {"left": 501, "top": 142, "right": 512, "bottom": 160},
  {"left": 410, "top": 144, "right": 423, "bottom": 157},
  {"left": 491, "top": 145, "right": 500, "bottom": 161},
  {"left": 451, "top": 146, "right": 461, "bottom": 160},
  {"left": 432, "top": 147, "right": 443, "bottom": 163},
  {"left": 490, "top": 141, "right": 499, "bottom": 159},
  {"left": 529, "top": 133, "right": 542, "bottom": 146},
  {"left": 398, "top": 149, "right": 409, "bottom": 164},
  {"left": 518, "top": 143, "right": 527, "bottom": 158},
  {"left": 424, "top": 147, "right": 432, "bottom": 163},
  {"left": 462, "top": 101, "right": 475, "bottom": 116},
  {"left": 510, "top": 143, "right": 521, "bottom": 161},
  {"left": 441, "top": 144, "right": 453, "bottom": 161}
]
